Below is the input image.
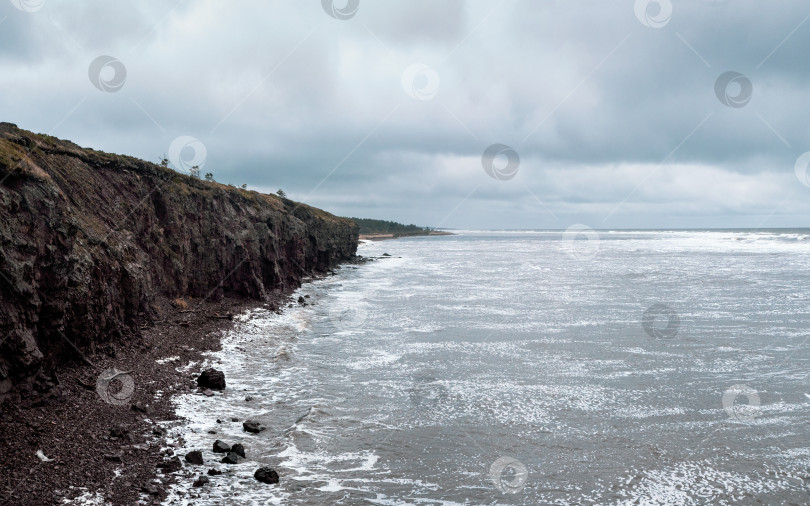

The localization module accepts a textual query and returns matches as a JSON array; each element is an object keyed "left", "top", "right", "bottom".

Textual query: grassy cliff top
[
  {"left": 0, "top": 122, "right": 352, "bottom": 228},
  {"left": 348, "top": 217, "right": 434, "bottom": 236}
]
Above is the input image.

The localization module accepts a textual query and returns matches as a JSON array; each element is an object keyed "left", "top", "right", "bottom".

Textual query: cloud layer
[{"left": 2, "top": 0, "right": 810, "bottom": 229}]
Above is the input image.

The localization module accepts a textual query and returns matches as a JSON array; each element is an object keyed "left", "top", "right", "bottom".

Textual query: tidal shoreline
[
  {"left": 0, "top": 262, "right": 365, "bottom": 505},
  {"left": 0, "top": 123, "right": 360, "bottom": 504},
  {"left": 0, "top": 293, "right": 266, "bottom": 504}
]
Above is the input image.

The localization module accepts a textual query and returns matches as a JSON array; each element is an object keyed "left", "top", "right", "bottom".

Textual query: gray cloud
[{"left": 2, "top": 0, "right": 810, "bottom": 229}]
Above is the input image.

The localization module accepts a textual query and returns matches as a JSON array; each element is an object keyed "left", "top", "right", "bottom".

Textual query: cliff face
[{"left": 0, "top": 123, "right": 358, "bottom": 395}]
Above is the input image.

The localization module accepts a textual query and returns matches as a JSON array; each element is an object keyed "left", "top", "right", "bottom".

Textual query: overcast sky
[{"left": 3, "top": 0, "right": 810, "bottom": 229}]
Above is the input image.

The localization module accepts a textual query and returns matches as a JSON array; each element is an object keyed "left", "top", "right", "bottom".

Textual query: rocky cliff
[{"left": 0, "top": 123, "right": 358, "bottom": 396}]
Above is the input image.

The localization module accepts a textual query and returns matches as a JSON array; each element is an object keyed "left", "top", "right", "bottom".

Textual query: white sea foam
[{"left": 162, "top": 230, "right": 810, "bottom": 504}]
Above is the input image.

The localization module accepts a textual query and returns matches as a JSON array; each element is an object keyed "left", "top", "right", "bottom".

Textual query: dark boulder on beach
[
  {"left": 213, "top": 440, "right": 231, "bottom": 453},
  {"left": 231, "top": 443, "right": 246, "bottom": 458},
  {"left": 207, "top": 468, "right": 222, "bottom": 476},
  {"left": 192, "top": 475, "right": 209, "bottom": 487},
  {"left": 185, "top": 450, "right": 203, "bottom": 465},
  {"left": 197, "top": 369, "right": 226, "bottom": 390},
  {"left": 254, "top": 467, "right": 280, "bottom": 484},
  {"left": 221, "top": 452, "right": 240, "bottom": 464},
  {"left": 157, "top": 456, "right": 183, "bottom": 473},
  {"left": 243, "top": 420, "right": 266, "bottom": 433}
]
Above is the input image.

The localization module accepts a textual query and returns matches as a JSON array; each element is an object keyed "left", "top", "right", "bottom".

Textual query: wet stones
[
  {"left": 231, "top": 443, "right": 245, "bottom": 458},
  {"left": 212, "top": 439, "right": 246, "bottom": 464},
  {"left": 254, "top": 467, "right": 279, "bottom": 484},
  {"left": 185, "top": 450, "right": 203, "bottom": 465},
  {"left": 220, "top": 452, "right": 241, "bottom": 464},
  {"left": 242, "top": 420, "right": 265, "bottom": 433},
  {"left": 212, "top": 440, "right": 231, "bottom": 453},
  {"left": 157, "top": 456, "right": 182, "bottom": 473},
  {"left": 196, "top": 368, "right": 226, "bottom": 390}
]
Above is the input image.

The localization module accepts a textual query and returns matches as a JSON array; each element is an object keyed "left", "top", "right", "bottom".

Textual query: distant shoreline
[{"left": 359, "top": 230, "right": 455, "bottom": 241}]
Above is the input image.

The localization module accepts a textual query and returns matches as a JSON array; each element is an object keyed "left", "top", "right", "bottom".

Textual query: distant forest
[{"left": 349, "top": 218, "right": 432, "bottom": 236}]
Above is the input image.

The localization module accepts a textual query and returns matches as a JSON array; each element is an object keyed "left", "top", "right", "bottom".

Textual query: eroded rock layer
[{"left": 0, "top": 122, "right": 358, "bottom": 396}]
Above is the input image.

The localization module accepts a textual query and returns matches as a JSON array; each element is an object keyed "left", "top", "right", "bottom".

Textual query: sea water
[{"left": 163, "top": 230, "right": 810, "bottom": 505}]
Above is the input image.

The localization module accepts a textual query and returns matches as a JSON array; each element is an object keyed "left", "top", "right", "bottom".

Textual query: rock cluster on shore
[{"left": 178, "top": 438, "right": 279, "bottom": 486}]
